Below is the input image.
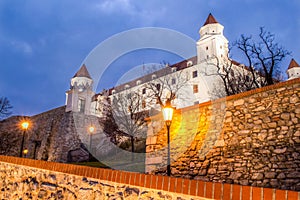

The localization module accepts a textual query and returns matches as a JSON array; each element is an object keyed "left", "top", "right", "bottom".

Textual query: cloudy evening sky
[{"left": 0, "top": 0, "right": 299, "bottom": 116}]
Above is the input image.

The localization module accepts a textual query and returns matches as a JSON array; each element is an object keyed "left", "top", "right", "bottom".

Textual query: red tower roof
[
  {"left": 203, "top": 13, "right": 219, "bottom": 26},
  {"left": 73, "top": 64, "right": 92, "bottom": 79},
  {"left": 288, "top": 59, "right": 300, "bottom": 70}
]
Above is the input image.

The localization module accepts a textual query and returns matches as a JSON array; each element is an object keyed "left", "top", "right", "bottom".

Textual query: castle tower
[
  {"left": 65, "top": 64, "right": 95, "bottom": 115},
  {"left": 287, "top": 59, "right": 300, "bottom": 80},
  {"left": 196, "top": 13, "right": 229, "bottom": 63}
]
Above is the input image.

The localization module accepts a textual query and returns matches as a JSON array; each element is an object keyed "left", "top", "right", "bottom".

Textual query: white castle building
[{"left": 65, "top": 14, "right": 300, "bottom": 117}]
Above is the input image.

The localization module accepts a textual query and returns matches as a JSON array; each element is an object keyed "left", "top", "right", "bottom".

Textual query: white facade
[
  {"left": 66, "top": 14, "right": 298, "bottom": 117},
  {"left": 65, "top": 14, "right": 231, "bottom": 116}
]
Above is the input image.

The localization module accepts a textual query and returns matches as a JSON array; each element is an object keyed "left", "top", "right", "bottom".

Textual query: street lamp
[
  {"left": 162, "top": 99, "right": 174, "bottom": 176},
  {"left": 20, "top": 121, "right": 30, "bottom": 157},
  {"left": 88, "top": 125, "right": 95, "bottom": 161},
  {"left": 23, "top": 149, "right": 28, "bottom": 158}
]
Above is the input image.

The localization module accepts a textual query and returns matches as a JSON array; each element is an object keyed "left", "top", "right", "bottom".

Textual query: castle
[{"left": 65, "top": 13, "right": 300, "bottom": 117}]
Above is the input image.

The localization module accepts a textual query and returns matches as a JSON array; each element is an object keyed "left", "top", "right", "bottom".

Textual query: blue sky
[{"left": 0, "top": 0, "right": 299, "bottom": 116}]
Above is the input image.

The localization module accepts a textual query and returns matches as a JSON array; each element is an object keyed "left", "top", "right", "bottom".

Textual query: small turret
[
  {"left": 196, "top": 13, "right": 229, "bottom": 63},
  {"left": 65, "top": 64, "right": 95, "bottom": 114},
  {"left": 287, "top": 59, "right": 300, "bottom": 80}
]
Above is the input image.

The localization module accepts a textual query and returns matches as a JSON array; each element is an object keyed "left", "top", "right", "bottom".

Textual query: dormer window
[
  {"left": 152, "top": 74, "right": 157, "bottom": 79},
  {"left": 171, "top": 67, "right": 176, "bottom": 72},
  {"left": 187, "top": 61, "right": 193, "bottom": 67},
  {"left": 112, "top": 90, "right": 116, "bottom": 94},
  {"left": 125, "top": 84, "right": 130, "bottom": 89},
  {"left": 136, "top": 80, "right": 141, "bottom": 85}
]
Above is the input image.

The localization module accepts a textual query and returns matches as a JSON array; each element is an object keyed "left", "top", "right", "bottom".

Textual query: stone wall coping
[
  {"left": 0, "top": 155, "right": 299, "bottom": 199},
  {"left": 147, "top": 77, "right": 300, "bottom": 122}
]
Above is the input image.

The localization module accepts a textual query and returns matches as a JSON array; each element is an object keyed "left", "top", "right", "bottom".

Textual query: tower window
[
  {"left": 78, "top": 98, "right": 85, "bottom": 113},
  {"left": 172, "top": 78, "right": 176, "bottom": 85},
  {"left": 192, "top": 70, "right": 198, "bottom": 78},
  {"left": 206, "top": 46, "right": 208, "bottom": 50},
  {"left": 193, "top": 85, "right": 198, "bottom": 93}
]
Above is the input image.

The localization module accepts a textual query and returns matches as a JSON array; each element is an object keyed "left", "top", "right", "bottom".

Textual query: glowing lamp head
[
  {"left": 21, "top": 121, "right": 30, "bottom": 130},
  {"left": 23, "top": 149, "right": 28, "bottom": 155},
  {"left": 162, "top": 100, "right": 174, "bottom": 125},
  {"left": 88, "top": 126, "right": 95, "bottom": 134}
]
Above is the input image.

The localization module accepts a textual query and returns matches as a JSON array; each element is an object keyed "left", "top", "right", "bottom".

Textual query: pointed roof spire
[
  {"left": 73, "top": 64, "right": 92, "bottom": 79},
  {"left": 203, "top": 13, "right": 218, "bottom": 26},
  {"left": 288, "top": 59, "right": 300, "bottom": 70}
]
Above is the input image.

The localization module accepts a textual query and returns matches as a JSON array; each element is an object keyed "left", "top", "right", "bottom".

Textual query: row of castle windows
[{"left": 112, "top": 68, "right": 199, "bottom": 94}]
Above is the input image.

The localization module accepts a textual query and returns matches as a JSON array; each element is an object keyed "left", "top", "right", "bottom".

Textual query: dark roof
[
  {"left": 203, "top": 13, "right": 218, "bottom": 26},
  {"left": 73, "top": 64, "right": 92, "bottom": 79},
  {"left": 288, "top": 59, "right": 300, "bottom": 70},
  {"left": 104, "top": 56, "right": 197, "bottom": 95}
]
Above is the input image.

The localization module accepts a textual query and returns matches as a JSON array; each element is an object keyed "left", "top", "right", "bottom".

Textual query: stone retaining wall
[
  {"left": 146, "top": 78, "right": 300, "bottom": 191},
  {"left": 1, "top": 155, "right": 299, "bottom": 200}
]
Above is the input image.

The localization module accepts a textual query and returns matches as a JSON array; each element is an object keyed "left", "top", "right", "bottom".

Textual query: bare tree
[
  {"left": 110, "top": 89, "right": 148, "bottom": 158},
  {"left": 235, "top": 27, "right": 290, "bottom": 86},
  {"left": 144, "top": 63, "right": 190, "bottom": 108},
  {"left": 207, "top": 27, "right": 290, "bottom": 97},
  {"left": 0, "top": 97, "right": 13, "bottom": 120},
  {"left": 206, "top": 55, "right": 262, "bottom": 97}
]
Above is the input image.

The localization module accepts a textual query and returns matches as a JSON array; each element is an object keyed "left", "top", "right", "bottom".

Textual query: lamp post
[
  {"left": 162, "top": 99, "right": 174, "bottom": 176},
  {"left": 88, "top": 125, "right": 95, "bottom": 161},
  {"left": 20, "top": 121, "right": 29, "bottom": 157}
]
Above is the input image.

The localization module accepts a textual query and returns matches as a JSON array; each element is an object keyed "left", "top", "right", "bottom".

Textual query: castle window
[
  {"left": 172, "top": 78, "right": 176, "bottom": 85},
  {"left": 78, "top": 98, "right": 85, "bottom": 113},
  {"left": 192, "top": 70, "right": 198, "bottom": 78},
  {"left": 125, "top": 84, "right": 130, "bottom": 89},
  {"left": 136, "top": 80, "right": 141, "bottom": 85},
  {"left": 246, "top": 75, "right": 250, "bottom": 82},
  {"left": 171, "top": 67, "right": 177, "bottom": 72},
  {"left": 193, "top": 85, "right": 198, "bottom": 93},
  {"left": 220, "top": 45, "right": 222, "bottom": 49},
  {"left": 152, "top": 74, "right": 156, "bottom": 79},
  {"left": 112, "top": 90, "right": 116, "bottom": 94},
  {"left": 142, "top": 88, "right": 146, "bottom": 94},
  {"left": 194, "top": 101, "right": 199, "bottom": 105},
  {"left": 206, "top": 46, "right": 208, "bottom": 50},
  {"left": 207, "top": 55, "right": 209, "bottom": 59},
  {"left": 142, "top": 100, "right": 146, "bottom": 109},
  {"left": 156, "top": 83, "right": 161, "bottom": 91}
]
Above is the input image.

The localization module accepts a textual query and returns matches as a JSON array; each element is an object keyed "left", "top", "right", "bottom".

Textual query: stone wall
[
  {"left": 0, "top": 106, "right": 109, "bottom": 163},
  {"left": 1, "top": 155, "right": 299, "bottom": 200},
  {"left": 146, "top": 78, "right": 300, "bottom": 191}
]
